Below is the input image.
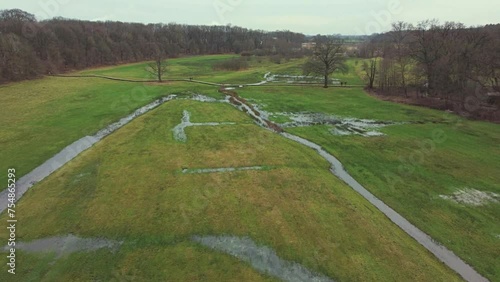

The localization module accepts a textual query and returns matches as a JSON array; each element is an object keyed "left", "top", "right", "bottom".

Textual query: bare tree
[
  {"left": 303, "top": 37, "right": 347, "bottom": 88},
  {"left": 361, "top": 40, "right": 379, "bottom": 89},
  {"left": 146, "top": 44, "right": 167, "bottom": 82},
  {"left": 363, "top": 58, "right": 378, "bottom": 89},
  {"left": 390, "top": 21, "right": 414, "bottom": 97}
]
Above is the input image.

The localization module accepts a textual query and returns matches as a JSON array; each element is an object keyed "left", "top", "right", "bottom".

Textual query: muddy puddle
[
  {"left": 192, "top": 235, "right": 334, "bottom": 282},
  {"left": 440, "top": 188, "right": 499, "bottom": 206},
  {"left": 182, "top": 166, "right": 266, "bottom": 174},
  {"left": 172, "top": 110, "right": 237, "bottom": 142},
  {"left": 3, "top": 235, "right": 122, "bottom": 258}
]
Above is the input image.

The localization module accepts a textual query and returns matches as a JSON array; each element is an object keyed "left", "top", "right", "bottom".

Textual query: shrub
[
  {"left": 270, "top": 55, "right": 282, "bottom": 64},
  {"left": 213, "top": 58, "right": 249, "bottom": 71}
]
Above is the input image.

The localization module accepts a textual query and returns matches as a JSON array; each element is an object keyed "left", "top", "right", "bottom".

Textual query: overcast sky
[{"left": 1, "top": 0, "right": 499, "bottom": 35}]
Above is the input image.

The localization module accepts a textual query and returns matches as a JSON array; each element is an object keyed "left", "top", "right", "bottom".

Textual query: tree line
[
  {"left": 359, "top": 20, "right": 500, "bottom": 109},
  {"left": 0, "top": 9, "right": 305, "bottom": 83}
]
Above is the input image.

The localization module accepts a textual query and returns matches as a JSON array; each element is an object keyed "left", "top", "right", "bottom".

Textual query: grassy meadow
[
  {"left": 237, "top": 85, "right": 500, "bottom": 280},
  {"left": 0, "top": 100, "right": 460, "bottom": 281},
  {"left": 0, "top": 54, "right": 498, "bottom": 280}
]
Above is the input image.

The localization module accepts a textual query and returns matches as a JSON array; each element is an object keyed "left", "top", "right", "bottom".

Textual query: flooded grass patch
[
  {"left": 440, "top": 188, "right": 499, "bottom": 206},
  {"left": 193, "top": 235, "right": 334, "bottom": 282},
  {"left": 182, "top": 166, "right": 269, "bottom": 174},
  {"left": 3, "top": 235, "right": 122, "bottom": 258},
  {"left": 172, "top": 110, "right": 237, "bottom": 142}
]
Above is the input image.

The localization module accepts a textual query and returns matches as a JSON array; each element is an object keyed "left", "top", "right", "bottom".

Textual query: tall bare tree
[
  {"left": 363, "top": 58, "right": 378, "bottom": 89},
  {"left": 303, "top": 37, "right": 347, "bottom": 88},
  {"left": 146, "top": 44, "right": 167, "bottom": 82},
  {"left": 390, "top": 21, "right": 414, "bottom": 97},
  {"left": 361, "top": 40, "right": 378, "bottom": 89}
]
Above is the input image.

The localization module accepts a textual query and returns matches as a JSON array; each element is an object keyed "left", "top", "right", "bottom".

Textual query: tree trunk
[
  {"left": 323, "top": 74, "right": 328, "bottom": 88},
  {"left": 157, "top": 61, "right": 162, "bottom": 82}
]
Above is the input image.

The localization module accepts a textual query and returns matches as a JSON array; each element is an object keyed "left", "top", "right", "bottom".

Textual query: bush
[
  {"left": 270, "top": 55, "right": 282, "bottom": 64},
  {"left": 213, "top": 58, "right": 249, "bottom": 71}
]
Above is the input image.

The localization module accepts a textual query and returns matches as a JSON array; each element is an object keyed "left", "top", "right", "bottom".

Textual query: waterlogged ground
[
  {"left": 439, "top": 188, "right": 500, "bottom": 206},
  {"left": 192, "top": 235, "right": 334, "bottom": 282},
  {"left": 237, "top": 85, "right": 500, "bottom": 280},
  {"left": 266, "top": 112, "right": 399, "bottom": 137},
  {"left": 3, "top": 235, "right": 122, "bottom": 259},
  {"left": 0, "top": 99, "right": 461, "bottom": 281},
  {"left": 0, "top": 56, "right": 498, "bottom": 280}
]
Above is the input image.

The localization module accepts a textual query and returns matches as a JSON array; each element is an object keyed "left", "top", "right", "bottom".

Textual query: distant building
[{"left": 301, "top": 42, "right": 316, "bottom": 50}]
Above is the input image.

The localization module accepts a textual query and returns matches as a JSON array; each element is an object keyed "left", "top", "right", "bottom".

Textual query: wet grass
[
  {"left": 237, "top": 87, "right": 500, "bottom": 280},
  {"left": 80, "top": 55, "right": 364, "bottom": 86},
  {"left": 1, "top": 54, "right": 498, "bottom": 280},
  {"left": 237, "top": 85, "right": 451, "bottom": 122},
  {"left": 0, "top": 76, "right": 218, "bottom": 186},
  {"left": 0, "top": 100, "right": 460, "bottom": 281}
]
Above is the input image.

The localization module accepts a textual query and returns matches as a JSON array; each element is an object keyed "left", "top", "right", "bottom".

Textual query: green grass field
[
  {"left": 237, "top": 85, "right": 500, "bottom": 280},
  {"left": 0, "top": 54, "right": 498, "bottom": 281},
  {"left": 0, "top": 76, "right": 219, "bottom": 186},
  {"left": 0, "top": 100, "right": 460, "bottom": 281},
  {"left": 79, "top": 54, "right": 363, "bottom": 85}
]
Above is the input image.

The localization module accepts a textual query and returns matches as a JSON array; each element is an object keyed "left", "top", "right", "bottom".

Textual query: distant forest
[
  {"left": 358, "top": 21, "right": 500, "bottom": 114},
  {"left": 1, "top": 8, "right": 499, "bottom": 118},
  {"left": 0, "top": 9, "right": 306, "bottom": 83}
]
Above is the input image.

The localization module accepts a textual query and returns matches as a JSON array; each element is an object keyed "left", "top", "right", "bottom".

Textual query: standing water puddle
[
  {"left": 172, "top": 110, "right": 236, "bottom": 142},
  {"left": 3, "top": 235, "right": 122, "bottom": 258},
  {"left": 182, "top": 166, "right": 267, "bottom": 174},
  {"left": 192, "top": 235, "right": 334, "bottom": 282},
  {"left": 277, "top": 113, "right": 398, "bottom": 137},
  {"left": 439, "top": 188, "right": 499, "bottom": 206}
]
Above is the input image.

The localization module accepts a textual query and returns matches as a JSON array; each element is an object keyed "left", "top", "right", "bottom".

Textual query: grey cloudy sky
[{"left": 1, "top": 0, "right": 499, "bottom": 34}]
